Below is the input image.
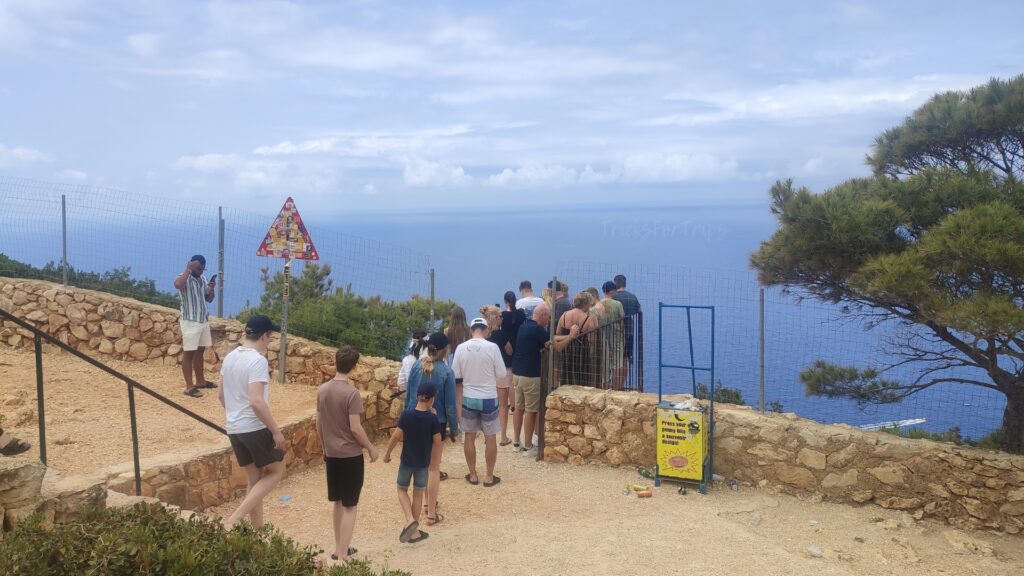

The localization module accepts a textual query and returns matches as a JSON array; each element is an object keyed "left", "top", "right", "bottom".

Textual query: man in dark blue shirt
[
  {"left": 510, "top": 304, "right": 578, "bottom": 454},
  {"left": 612, "top": 274, "right": 641, "bottom": 363}
]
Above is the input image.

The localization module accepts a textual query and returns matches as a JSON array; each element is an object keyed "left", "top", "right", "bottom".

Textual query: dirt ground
[
  {"left": 211, "top": 438, "right": 1024, "bottom": 576},
  {"left": 0, "top": 346, "right": 318, "bottom": 476}
]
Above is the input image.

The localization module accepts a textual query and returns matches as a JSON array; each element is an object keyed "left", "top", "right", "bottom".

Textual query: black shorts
[
  {"left": 229, "top": 428, "right": 285, "bottom": 469},
  {"left": 325, "top": 455, "right": 364, "bottom": 506}
]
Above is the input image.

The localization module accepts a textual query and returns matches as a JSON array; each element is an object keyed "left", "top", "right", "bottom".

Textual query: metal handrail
[{"left": 0, "top": 307, "right": 226, "bottom": 495}]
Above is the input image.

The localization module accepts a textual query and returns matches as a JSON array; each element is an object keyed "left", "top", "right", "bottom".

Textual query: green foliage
[
  {"left": 0, "top": 503, "right": 411, "bottom": 576},
  {"left": 868, "top": 75, "right": 1024, "bottom": 180},
  {"left": 240, "top": 263, "right": 455, "bottom": 360},
  {"left": 768, "top": 400, "right": 785, "bottom": 413},
  {"left": 751, "top": 76, "right": 1024, "bottom": 453},
  {"left": 0, "top": 252, "right": 179, "bottom": 308},
  {"left": 695, "top": 381, "right": 745, "bottom": 406},
  {"left": 879, "top": 425, "right": 966, "bottom": 445},
  {"left": 800, "top": 360, "right": 904, "bottom": 405}
]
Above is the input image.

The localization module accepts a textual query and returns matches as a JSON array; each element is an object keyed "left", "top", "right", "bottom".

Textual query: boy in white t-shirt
[
  {"left": 515, "top": 280, "right": 545, "bottom": 320},
  {"left": 219, "top": 314, "right": 285, "bottom": 527}
]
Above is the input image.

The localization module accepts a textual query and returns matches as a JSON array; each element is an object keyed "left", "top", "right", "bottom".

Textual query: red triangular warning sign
[{"left": 256, "top": 197, "right": 319, "bottom": 260}]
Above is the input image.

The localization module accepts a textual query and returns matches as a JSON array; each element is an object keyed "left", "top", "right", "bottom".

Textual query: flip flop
[
  {"left": 439, "top": 471, "right": 449, "bottom": 481},
  {"left": 184, "top": 387, "right": 203, "bottom": 398},
  {"left": 464, "top": 474, "right": 479, "bottom": 485},
  {"left": 407, "top": 530, "right": 429, "bottom": 544},
  {"left": 399, "top": 521, "right": 419, "bottom": 543},
  {"left": 500, "top": 439, "right": 513, "bottom": 446},
  {"left": 483, "top": 476, "right": 501, "bottom": 487},
  {"left": 199, "top": 381, "right": 218, "bottom": 389},
  {"left": 330, "top": 547, "right": 357, "bottom": 560},
  {"left": 425, "top": 512, "right": 444, "bottom": 526},
  {"left": 1, "top": 438, "right": 31, "bottom": 456}
]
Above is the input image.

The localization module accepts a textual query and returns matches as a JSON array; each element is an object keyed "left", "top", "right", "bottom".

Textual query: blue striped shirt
[{"left": 179, "top": 274, "right": 209, "bottom": 322}]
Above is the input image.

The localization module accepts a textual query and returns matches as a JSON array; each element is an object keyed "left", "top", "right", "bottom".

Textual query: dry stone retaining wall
[
  {"left": 0, "top": 278, "right": 400, "bottom": 391},
  {"left": 545, "top": 386, "right": 1024, "bottom": 534}
]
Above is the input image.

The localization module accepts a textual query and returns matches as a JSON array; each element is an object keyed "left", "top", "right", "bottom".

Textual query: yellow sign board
[{"left": 656, "top": 407, "right": 708, "bottom": 481}]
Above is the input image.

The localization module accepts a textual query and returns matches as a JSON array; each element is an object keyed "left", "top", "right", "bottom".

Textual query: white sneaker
[{"left": 521, "top": 446, "right": 538, "bottom": 457}]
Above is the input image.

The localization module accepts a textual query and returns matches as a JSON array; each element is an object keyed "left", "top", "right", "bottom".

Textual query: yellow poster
[{"left": 656, "top": 408, "right": 708, "bottom": 481}]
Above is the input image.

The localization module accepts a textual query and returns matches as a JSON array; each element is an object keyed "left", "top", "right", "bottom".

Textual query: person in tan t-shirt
[{"left": 316, "top": 345, "right": 379, "bottom": 563}]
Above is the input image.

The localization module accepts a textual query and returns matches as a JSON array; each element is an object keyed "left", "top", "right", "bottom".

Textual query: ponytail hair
[
  {"left": 421, "top": 342, "right": 447, "bottom": 376},
  {"left": 503, "top": 290, "right": 516, "bottom": 309},
  {"left": 409, "top": 330, "right": 428, "bottom": 358}
]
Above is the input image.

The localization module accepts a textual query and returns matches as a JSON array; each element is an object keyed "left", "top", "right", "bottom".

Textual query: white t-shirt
[
  {"left": 452, "top": 337, "right": 506, "bottom": 400},
  {"left": 220, "top": 346, "right": 270, "bottom": 434},
  {"left": 516, "top": 296, "right": 545, "bottom": 319}
]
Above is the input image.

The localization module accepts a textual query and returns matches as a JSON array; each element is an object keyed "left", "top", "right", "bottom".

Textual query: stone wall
[
  {"left": 0, "top": 278, "right": 400, "bottom": 391},
  {"left": 545, "top": 386, "right": 1024, "bottom": 535}
]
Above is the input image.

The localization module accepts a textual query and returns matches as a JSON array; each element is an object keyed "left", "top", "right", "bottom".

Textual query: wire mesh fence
[
  {"left": 0, "top": 176, "right": 434, "bottom": 360},
  {"left": 554, "top": 260, "right": 1008, "bottom": 442}
]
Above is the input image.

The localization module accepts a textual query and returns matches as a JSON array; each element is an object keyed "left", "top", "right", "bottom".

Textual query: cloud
[
  {"left": 0, "top": 143, "right": 52, "bottom": 166},
  {"left": 361, "top": 183, "right": 378, "bottom": 195},
  {"left": 402, "top": 155, "right": 471, "bottom": 187},
  {"left": 646, "top": 75, "right": 986, "bottom": 126},
  {"left": 139, "top": 49, "right": 251, "bottom": 81},
  {"left": 57, "top": 168, "right": 88, "bottom": 181},
  {"left": 253, "top": 126, "right": 474, "bottom": 159},
  {"left": 488, "top": 164, "right": 580, "bottom": 188},
  {"left": 126, "top": 33, "right": 159, "bottom": 57},
  {"left": 620, "top": 152, "right": 738, "bottom": 182}
]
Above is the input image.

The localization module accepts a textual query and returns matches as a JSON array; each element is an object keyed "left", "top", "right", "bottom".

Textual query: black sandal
[
  {"left": 330, "top": 547, "right": 357, "bottom": 560},
  {"left": 184, "top": 387, "right": 203, "bottom": 398},
  {"left": 1, "top": 437, "right": 31, "bottom": 456},
  {"left": 199, "top": 381, "right": 218, "bottom": 389}
]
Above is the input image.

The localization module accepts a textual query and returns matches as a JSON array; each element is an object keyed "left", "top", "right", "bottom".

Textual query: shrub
[
  {"left": 695, "top": 381, "right": 745, "bottom": 406},
  {"left": 879, "top": 425, "right": 966, "bottom": 445},
  {"left": 0, "top": 503, "right": 410, "bottom": 576}
]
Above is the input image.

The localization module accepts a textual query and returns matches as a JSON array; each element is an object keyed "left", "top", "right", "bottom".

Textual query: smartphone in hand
[{"left": 209, "top": 274, "right": 218, "bottom": 283}]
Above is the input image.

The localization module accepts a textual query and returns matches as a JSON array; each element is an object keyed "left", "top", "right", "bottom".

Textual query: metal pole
[
  {"left": 686, "top": 307, "right": 697, "bottom": 393},
  {"left": 537, "top": 275, "right": 558, "bottom": 462},
  {"left": 61, "top": 194, "right": 68, "bottom": 286},
  {"left": 429, "top": 267, "right": 435, "bottom": 329},
  {"left": 217, "top": 207, "right": 225, "bottom": 318},
  {"left": 127, "top": 381, "right": 142, "bottom": 496},
  {"left": 707, "top": 306, "right": 716, "bottom": 494},
  {"left": 759, "top": 288, "right": 765, "bottom": 414},
  {"left": 34, "top": 335, "right": 47, "bottom": 466},
  {"left": 657, "top": 304, "right": 663, "bottom": 403},
  {"left": 278, "top": 259, "right": 291, "bottom": 384},
  {"left": 637, "top": 310, "right": 644, "bottom": 393}
]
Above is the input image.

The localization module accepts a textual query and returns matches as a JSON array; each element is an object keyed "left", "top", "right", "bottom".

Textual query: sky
[{"left": 1, "top": 0, "right": 1022, "bottom": 215}]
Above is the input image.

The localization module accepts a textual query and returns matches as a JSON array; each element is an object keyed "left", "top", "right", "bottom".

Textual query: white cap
[{"left": 470, "top": 317, "right": 488, "bottom": 329}]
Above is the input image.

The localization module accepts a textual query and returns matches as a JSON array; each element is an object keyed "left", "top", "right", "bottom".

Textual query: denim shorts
[{"left": 396, "top": 465, "right": 429, "bottom": 489}]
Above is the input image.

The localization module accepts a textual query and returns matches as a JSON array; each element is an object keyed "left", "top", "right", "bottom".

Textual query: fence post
[
  {"left": 61, "top": 194, "right": 68, "bottom": 286},
  {"left": 537, "top": 275, "right": 557, "bottom": 461},
  {"left": 34, "top": 335, "right": 47, "bottom": 466},
  {"left": 217, "top": 207, "right": 225, "bottom": 318},
  {"left": 127, "top": 381, "right": 142, "bottom": 496},
  {"left": 429, "top": 267, "right": 435, "bottom": 329},
  {"left": 637, "top": 310, "right": 644, "bottom": 393},
  {"left": 759, "top": 288, "right": 765, "bottom": 414}
]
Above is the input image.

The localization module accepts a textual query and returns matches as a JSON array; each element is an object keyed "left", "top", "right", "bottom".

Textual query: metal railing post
[
  {"left": 637, "top": 310, "right": 644, "bottom": 393},
  {"left": 759, "top": 288, "right": 765, "bottom": 414},
  {"left": 61, "top": 194, "right": 68, "bottom": 287},
  {"left": 217, "top": 207, "right": 225, "bottom": 318},
  {"left": 127, "top": 381, "right": 142, "bottom": 496},
  {"left": 538, "top": 275, "right": 557, "bottom": 461},
  {"left": 429, "top": 267, "right": 435, "bottom": 329},
  {"left": 34, "top": 334, "right": 47, "bottom": 465}
]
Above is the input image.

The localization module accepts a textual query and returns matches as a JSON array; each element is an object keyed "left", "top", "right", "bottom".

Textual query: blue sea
[{"left": 0, "top": 186, "right": 1007, "bottom": 439}]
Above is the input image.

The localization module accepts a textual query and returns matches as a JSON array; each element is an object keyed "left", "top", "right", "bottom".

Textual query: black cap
[
  {"left": 427, "top": 332, "right": 449, "bottom": 350},
  {"left": 245, "top": 314, "right": 279, "bottom": 336}
]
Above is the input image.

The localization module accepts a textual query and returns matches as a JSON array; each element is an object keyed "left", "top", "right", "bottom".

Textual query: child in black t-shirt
[{"left": 384, "top": 381, "right": 442, "bottom": 544}]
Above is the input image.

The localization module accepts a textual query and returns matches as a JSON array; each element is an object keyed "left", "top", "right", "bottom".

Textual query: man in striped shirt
[{"left": 174, "top": 254, "right": 217, "bottom": 398}]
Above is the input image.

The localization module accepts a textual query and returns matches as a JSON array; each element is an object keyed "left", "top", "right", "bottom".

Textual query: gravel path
[{"left": 210, "top": 437, "right": 1024, "bottom": 576}]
